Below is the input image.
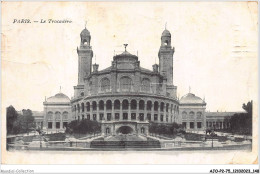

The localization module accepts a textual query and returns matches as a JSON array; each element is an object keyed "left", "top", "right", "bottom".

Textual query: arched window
[
  {"left": 154, "top": 101, "right": 159, "bottom": 111},
  {"left": 196, "top": 112, "right": 202, "bottom": 119},
  {"left": 47, "top": 111, "right": 53, "bottom": 120},
  {"left": 55, "top": 111, "right": 61, "bottom": 120},
  {"left": 114, "top": 100, "right": 120, "bottom": 110},
  {"left": 81, "top": 103, "right": 84, "bottom": 112},
  {"left": 120, "top": 76, "right": 132, "bottom": 91},
  {"left": 141, "top": 78, "right": 150, "bottom": 91},
  {"left": 92, "top": 101, "right": 97, "bottom": 111},
  {"left": 99, "top": 100, "right": 104, "bottom": 110},
  {"left": 189, "top": 111, "right": 195, "bottom": 119},
  {"left": 166, "top": 103, "right": 169, "bottom": 112},
  {"left": 182, "top": 111, "right": 187, "bottom": 119},
  {"left": 131, "top": 100, "right": 137, "bottom": 110},
  {"left": 160, "top": 102, "right": 164, "bottom": 112},
  {"left": 100, "top": 78, "right": 110, "bottom": 92},
  {"left": 122, "top": 100, "right": 129, "bottom": 110},
  {"left": 147, "top": 101, "right": 152, "bottom": 111},
  {"left": 77, "top": 104, "right": 80, "bottom": 112},
  {"left": 139, "top": 100, "right": 145, "bottom": 110},
  {"left": 86, "top": 102, "right": 90, "bottom": 111},
  {"left": 62, "top": 111, "right": 68, "bottom": 120},
  {"left": 106, "top": 100, "right": 112, "bottom": 110}
]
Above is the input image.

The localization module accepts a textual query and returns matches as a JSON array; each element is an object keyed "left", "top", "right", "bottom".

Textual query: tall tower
[
  {"left": 77, "top": 27, "right": 93, "bottom": 85},
  {"left": 158, "top": 29, "right": 175, "bottom": 85}
]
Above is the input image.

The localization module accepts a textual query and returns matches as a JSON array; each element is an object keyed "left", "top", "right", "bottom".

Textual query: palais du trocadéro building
[{"left": 41, "top": 26, "right": 234, "bottom": 135}]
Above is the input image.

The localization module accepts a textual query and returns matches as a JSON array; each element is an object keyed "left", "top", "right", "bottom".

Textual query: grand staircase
[{"left": 90, "top": 140, "right": 161, "bottom": 149}]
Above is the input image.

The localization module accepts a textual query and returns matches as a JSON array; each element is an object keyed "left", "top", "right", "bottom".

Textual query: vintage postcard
[{"left": 1, "top": 1, "right": 258, "bottom": 166}]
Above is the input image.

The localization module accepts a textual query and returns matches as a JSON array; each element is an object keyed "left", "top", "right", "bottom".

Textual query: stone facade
[
  {"left": 43, "top": 93, "right": 72, "bottom": 133},
  {"left": 71, "top": 26, "right": 181, "bottom": 135},
  {"left": 41, "top": 25, "right": 238, "bottom": 135}
]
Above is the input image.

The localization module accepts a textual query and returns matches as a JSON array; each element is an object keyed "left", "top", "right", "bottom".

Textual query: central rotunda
[{"left": 71, "top": 26, "right": 181, "bottom": 136}]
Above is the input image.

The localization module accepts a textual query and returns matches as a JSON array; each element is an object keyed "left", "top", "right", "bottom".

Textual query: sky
[{"left": 2, "top": 2, "right": 258, "bottom": 112}]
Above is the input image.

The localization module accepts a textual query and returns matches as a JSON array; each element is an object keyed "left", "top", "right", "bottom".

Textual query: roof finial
[
  {"left": 137, "top": 50, "right": 138, "bottom": 57},
  {"left": 85, "top": 21, "right": 87, "bottom": 29},
  {"left": 45, "top": 96, "right": 46, "bottom": 101},
  {"left": 123, "top": 44, "right": 128, "bottom": 52},
  {"left": 60, "top": 86, "right": 61, "bottom": 93},
  {"left": 165, "top": 22, "right": 167, "bottom": 30},
  {"left": 95, "top": 54, "right": 96, "bottom": 64},
  {"left": 114, "top": 50, "right": 115, "bottom": 56},
  {"left": 189, "top": 86, "right": 191, "bottom": 93}
]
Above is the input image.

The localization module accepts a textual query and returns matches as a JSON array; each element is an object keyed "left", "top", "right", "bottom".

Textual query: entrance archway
[{"left": 116, "top": 126, "right": 134, "bottom": 134}]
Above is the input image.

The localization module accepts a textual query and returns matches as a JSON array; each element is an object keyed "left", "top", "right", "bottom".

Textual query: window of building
[
  {"left": 160, "top": 102, "right": 164, "bottom": 112},
  {"left": 56, "top": 122, "right": 60, "bottom": 129},
  {"left": 189, "top": 111, "right": 195, "bottom": 119},
  {"left": 48, "top": 122, "right": 52, "bottom": 129},
  {"left": 197, "top": 122, "right": 202, "bottom": 129},
  {"left": 182, "top": 111, "right": 187, "bottom": 119},
  {"left": 106, "top": 100, "right": 112, "bottom": 110},
  {"left": 166, "top": 116, "right": 168, "bottom": 122},
  {"left": 99, "top": 100, "right": 104, "bottom": 110},
  {"left": 114, "top": 100, "right": 120, "bottom": 110},
  {"left": 100, "top": 78, "right": 110, "bottom": 92},
  {"left": 147, "top": 101, "right": 152, "bottom": 111},
  {"left": 81, "top": 103, "right": 84, "bottom": 112},
  {"left": 47, "top": 112, "right": 53, "bottom": 120},
  {"left": 63, "top": 122, "right": 68, "bottom": 128},
  {"left": 190, "top": 122, "right": 194, "bottom": 129},
  {"left": 122, "top": 100, "right": 129, "bottom": 110},
  {"left": 86, "top": 102, "right": 90, "bottom": 111},
  {"left": 139, "top": 100, "right": 144, "bottom": 110},
  {"left": 62, "top": 111, "right": 68, "bottom": 120},
  {"left": 92, "top": 101, "right": 97, "bottom": 111},
  {"left": 154, "top": 102, "right": 159, "bottom": 111},
  {"left": 131, "top": 100, "right": 137, "bottom": 110},
  {"left": 141, "top": 78, "right": 150, "bottom": 91},
  {"left": 160, "top": 115, "right": 163, "bottom": 122},
  {"left": 87, "top": 114, "right": 90, "bottom": 120},
  {"left": 107, "top": 113, "right": 111, "bottom": 121},
  {"left": 147, "top": 114, "right": 151, "bottom": 121},
  {"left": 166, "top": 104, "right": 169, "bottom": 112},
  {"left": 154, "top": 114, "right": 158, "bottom": 121},
  {"left": 196, "top": 112, "right": 202, "bottom": 119},
  {"left": 139, "top": 113, "right": 144, "bottom": 121},
  {"left": 82, "top": 115, "right": 84, "bottom": 120},
  {"left": 55, "top": 112, "right": 61, "bottom": 120},
  {"left": 131, "top": 113, "right": 136, "bottom": 120},
  {"left": 120, "top": 76, "right": 132, "bottom": 91},
  {"left": 99, "top": 113, "right": 104, "bottom": 120},
  {"left": 115, "top": 113, "right": 119, "bottom": 120},
  {"left": 182, "top": 122, "right": 186, "bottom": 129},
  {"left": 93, "top": 114, "right": 97, "bottom": 121},
  {"left": 123, "top": 113, "right": 128, "bottom": 120}
]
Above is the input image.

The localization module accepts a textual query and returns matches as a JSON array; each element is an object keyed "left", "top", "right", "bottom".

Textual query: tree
[
  {"left": 6, "top": 105, "right": 18, "bottom": 134},
  {"left": 12, "top": 109, "right": 35, "bottom": 134},
  {"left": 66, "top": 119, "right": 101, "bottom": 135},
  {"left": 229, "top": 101, "right": 252, "bottom": 135}
]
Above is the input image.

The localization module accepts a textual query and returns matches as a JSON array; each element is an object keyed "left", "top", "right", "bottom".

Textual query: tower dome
[
  {"left": 80, "top": 28, "right": 90, "bottom": 36},
  {"left": 162, "top": 29, "right": 171, "bottom": 37}
]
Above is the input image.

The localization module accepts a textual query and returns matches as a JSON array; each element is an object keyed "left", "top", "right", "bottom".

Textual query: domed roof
[
  {"left": 179, "top": 93, "right": 205, "bottom": 104},
  {"left": 46, "top": 93, "right": 70, "bottom": 103},
  {"left": 80, "top": 28, "right": 90, "bottom": 36},
  {"left": 113, "top": 51, "right": 138, "bottom": 61},
  {"left": 162, "top": 29, "right": 171, "bottom": 37}
]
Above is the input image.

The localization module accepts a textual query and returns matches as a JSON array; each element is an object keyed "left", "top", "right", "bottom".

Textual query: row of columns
[
  {"left": 74, "top": 102, "right": 177, "bottom": 123},
  {"left": 206, "top": 121, "right": 230, "bottom": 129}
]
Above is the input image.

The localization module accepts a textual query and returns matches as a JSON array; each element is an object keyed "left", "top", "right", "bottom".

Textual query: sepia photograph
[{"left": 1, "top": 1, "right": 258, "bottom": 169}]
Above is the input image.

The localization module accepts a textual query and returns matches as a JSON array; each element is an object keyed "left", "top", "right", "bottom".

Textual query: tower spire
[
  {"left": 165, "top": 22, "right": 167, "bottom": 30},
  {"left": 189, "top": 86, "right": 191, "bottom": 93},
  {"left": 85, "top": 21, "right": 87, "bottom": 29},
  {"left": 60, "top": 86, "right": 61, "bottom": 93}
]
